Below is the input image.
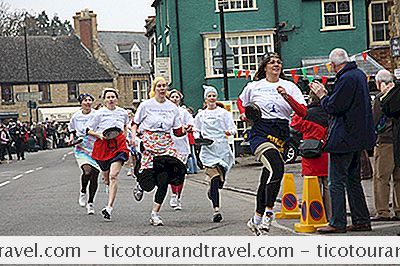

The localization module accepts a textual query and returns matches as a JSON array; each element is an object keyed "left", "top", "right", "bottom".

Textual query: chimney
[{"left": 73, "top": 9, "right": 98, "bottom": 51}]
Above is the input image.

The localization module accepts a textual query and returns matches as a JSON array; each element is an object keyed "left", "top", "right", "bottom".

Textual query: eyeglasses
[
  {"left": 156, "top": 83, "right": 168, "bottom": 88},
  {"left": 267, "top": 59, "right": 283, "bottom": 65}
]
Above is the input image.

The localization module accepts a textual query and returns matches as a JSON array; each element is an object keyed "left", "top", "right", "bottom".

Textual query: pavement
[{"left": 188, "top": 155, "right": 377, "bottom": 216}]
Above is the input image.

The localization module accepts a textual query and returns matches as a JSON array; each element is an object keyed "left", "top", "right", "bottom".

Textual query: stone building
[
  {"left": 0, "top": 35, "right": 113, "bottom": 123},
  {"left": 73, "top": 9, "right": 151, "bottom": 110}
]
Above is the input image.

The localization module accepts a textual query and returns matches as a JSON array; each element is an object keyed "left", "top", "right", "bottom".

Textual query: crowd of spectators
[{"left": 0, "top": 119, "right": 72, "bottom": 163}]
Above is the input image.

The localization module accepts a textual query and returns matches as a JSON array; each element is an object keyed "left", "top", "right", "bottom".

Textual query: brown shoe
[
  {"left": 347, "top": 223, "right": 372, "bottom": 232},
  {"left": 370, "top": 215, "right": 391, "bottom": 222},
  {"left": 317, "top": 225, "right": 347, "bottom": 234}
]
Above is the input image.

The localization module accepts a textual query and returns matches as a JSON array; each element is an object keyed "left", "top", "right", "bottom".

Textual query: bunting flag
[
  {"left": 233, "top": 69, "right": 239, "bottom": 78},
  {"left": 313, "top": 66, "right": 319, "bottom": 75},
  {"left": 293, "top": 75, "right": 300, "bottom": 84},
  {"left": 325, "top": 63, "right": 332, "bottom": 73},
  {"left": 301, "top": 67, "right": 307, "bottom": 78},
  {"left": 290, "top": 69, "right": 296, "bottom": 78},
  {"left": 245, "top": 70, "right": 250, "bottom": 80},
  {"left": 237, "top": 70, "right": 243, "bottom": 78},
  {"left": 307, "top": 76, "right": 314, "bottom": 83},
  {"left": 321, "top": 76, "right": 328, "bottom": 85},
  {"left": 367, "top": 75, "right": 370, "bottom": 82},
  {"left": 362, "top": 52, "right": 368, "bottom": 62}
]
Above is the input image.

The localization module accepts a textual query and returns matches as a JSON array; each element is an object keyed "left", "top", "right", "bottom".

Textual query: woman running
[
  {"left": 168, "top": 89, "right": 194, "bottom": 210},
  {"left": 238, "top": 52, "right": 306, "bottom": 235},
  {"left": 86, "top": 88, "right": 130, "bottom": 220},
  {"left": 68, "top": 93, "right": 100, "bottom": 215},
  {"left": 194, "top": 85, "right": 237, "bottom": 223},
  {"left": 132, "top": 77, "right": 186, "bottom": 226}
]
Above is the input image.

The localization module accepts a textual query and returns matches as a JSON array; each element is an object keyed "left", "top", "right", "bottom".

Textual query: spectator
[
  {"left": 371, "top": 69, "right": 400, "bottom": 221},
  {"left": 310, "top": 48, "right": 376, "bottom": 234}
]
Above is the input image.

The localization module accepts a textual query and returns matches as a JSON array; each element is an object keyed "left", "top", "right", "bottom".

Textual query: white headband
[{"left": 203, "top": 85, "right": 218, "bottom": 99}]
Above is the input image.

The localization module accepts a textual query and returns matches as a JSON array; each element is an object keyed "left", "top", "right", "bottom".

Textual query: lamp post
[
  {"left": 219, "top": 4, "right": 229, "bottom": 100},
  {"left": 23, "top": 25, "right": 33, "bottom": 124}
]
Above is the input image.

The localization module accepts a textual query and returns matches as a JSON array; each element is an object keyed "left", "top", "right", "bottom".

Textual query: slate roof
[
  {"left": 283, "top": 53, "right": 385, "bottom": 79},
  {"left": 0, "top": 35, "right": 112, "bottom": 84},
  {"left": 97, "top": 31, "right": 150, "bottom": 75}
]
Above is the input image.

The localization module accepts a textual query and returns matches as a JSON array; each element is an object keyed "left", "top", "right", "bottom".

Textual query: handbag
[{"left": 298, "top": 139, "right": 323, "bottom": 158}]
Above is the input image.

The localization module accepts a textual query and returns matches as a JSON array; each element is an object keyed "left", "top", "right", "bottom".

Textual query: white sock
[
  {"left": 151, "top": 210, "right": 159, "bottom": 216},
  {"left": 253, "top": 215, "right": 262, "bottom": 225}
]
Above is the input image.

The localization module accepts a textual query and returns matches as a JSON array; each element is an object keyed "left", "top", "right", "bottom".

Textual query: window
[
  {"left": 117, "top": 43, "right": 141, "bottom": 68},
  {"left": 132, "top": 44, "right": 141, "bottom": 67},
  {"left": 140, "top": 80, "right": 148, "bottom": 101},
  {"left": 38, "top": 83, "right": 51, "bottom": 102},
  {"left": 369, "top": 0, "right": 389, "bottom": 45},
  {"left": 1, "top": 84, "right": 13, "bottom": 104},
  {"left": 67, "top": 83, "right": 79, "bottom": 101},
  {"left": 216, "top": 0, "right": 257, "bottom": 11},
  {"left": 133, "top": 80, "right": 149, "bottom": 102},
  {"left": 321, "top": 0, "right": 353, "bottom": 30},
  {"left": 203, "top": 31, "right": 274, "bottom": 77}
]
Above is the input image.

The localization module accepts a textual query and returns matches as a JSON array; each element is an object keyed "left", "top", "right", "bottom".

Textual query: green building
[{"left": 151, "top": 0, "right": 386, "bottom": 140}]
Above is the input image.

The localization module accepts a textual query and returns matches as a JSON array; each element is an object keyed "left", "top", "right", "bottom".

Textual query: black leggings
[
  {"left": 154, "top": 172, "right": 169, "bottom": 205},
  {"left": 209, "top": 177, "right": 224, "bottom": 208},
  {"left": 256, "top": 149, "right": 284, "bottom": 214},
  {"left": 80, "top": 164, "right": 100, "bottom": 204}
]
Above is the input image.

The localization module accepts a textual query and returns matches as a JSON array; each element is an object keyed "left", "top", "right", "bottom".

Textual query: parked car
[{"left": 241, "top": 127, "right": 302, "bottom": 164}]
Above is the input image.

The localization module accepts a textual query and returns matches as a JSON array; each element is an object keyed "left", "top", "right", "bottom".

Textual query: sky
[{"left": 5, "top": 0, "right": 155, "bottom": 31}]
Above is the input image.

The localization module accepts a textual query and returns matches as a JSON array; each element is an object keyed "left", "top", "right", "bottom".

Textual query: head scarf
[{"left": 202, "top": 85, "right": 218, "bottom": 99}]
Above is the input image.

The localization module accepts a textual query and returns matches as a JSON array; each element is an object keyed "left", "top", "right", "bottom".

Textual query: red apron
[{"left": 92, "top": 133, "right": 129, "bottom": 161}]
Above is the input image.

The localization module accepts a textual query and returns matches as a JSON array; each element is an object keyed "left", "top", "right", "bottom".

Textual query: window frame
[
  {"left": 67, "top": 82, "right": 79, "bottom": 102},
  {"left": 132, "top": 80, "right": 149, "bottom": 103},
  {"left": 1, "top": 84, "right": 14, "bottom": 105},
  {"left": 203, "top": 30, "right": 274, "bottom": 78},
  {"left": 321, "top": 0, "right": 354, "bottom": 31},
  {"left": 38, "top": 83, "right": 51, "bottom": 103},
  {"left": 368, "top": 0, "right": 389, "bottom": 46},
  {"left": 215, "top": 0, "right": 258, "bottom": 12}
]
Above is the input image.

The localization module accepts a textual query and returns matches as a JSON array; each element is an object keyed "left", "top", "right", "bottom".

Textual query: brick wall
[{"left": 370, "top": 47, "right": 392, "bottom": 70}]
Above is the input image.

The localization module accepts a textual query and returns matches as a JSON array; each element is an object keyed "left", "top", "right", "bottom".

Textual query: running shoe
[
  {"left": 174, "top": 199, "right": 182, "bottom": 210},
  {"left": 78, "top": 192, "right": 87, "bottom": 207},
  {"left": 169, "top": 194, "right": 178, "bottom": 208},
  {"left": 213, "top": 212, "right": 223, "bottom": 223},
  {"left": 101, "top": 206, "right": 112, "bottom": 220},
  {"left": 87, "top": 203, "right": 95, "bottom": 215},
  {"left": 150, "top": 213, "right": 164, "bottom": 226},
  {"left": 133, "top": 184, "right": 144, "bottom": 201},
  {"left": 262, "top": 212, "right": 274, "bottom": 231},
  {"left": 247, "top": 218, "right": 269, "bottom": 236}
]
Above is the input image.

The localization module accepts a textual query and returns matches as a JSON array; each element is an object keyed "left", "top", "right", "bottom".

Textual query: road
[{"left": 0, "top": 148, "right": 398, "bottom": 236}]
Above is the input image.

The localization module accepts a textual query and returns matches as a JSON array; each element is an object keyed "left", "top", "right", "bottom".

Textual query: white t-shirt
[
  {"left": 69, "top": 109, "right": 96, "bottom": 137},
  {"left": 194, "top": 107, "right": 237, "bottom": 141},
  {"left": 239, "top": 78, "right": 306, "bottom": 120},
  {"left": 134, "top": 98, "right": 181, "bottom": 132},
  {"left": 86, "top": 106, "right": 129, "bottom": 133},
  {"left": 172, "top": 106, "right": 194, "bottom": 155}
]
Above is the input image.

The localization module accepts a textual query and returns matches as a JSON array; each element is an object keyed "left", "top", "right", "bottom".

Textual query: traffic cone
[
  {"left": 294, "top": 176, "right": 328, "bottom": 233},
  {"left": 275, "top": 173, "right": 301, "bottom": 219}
]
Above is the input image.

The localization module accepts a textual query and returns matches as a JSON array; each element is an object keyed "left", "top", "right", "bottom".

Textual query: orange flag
[
  {"left": 313, "top": 66, "right": 319, "bottom": 75},
  {"left": 325, "top": 63, "right": 332, "bottom": 73},
  {"left": 290, "top": 69, "right": 296, "bottom": 78},
  {"left": 237, "top": 70, "right": 243, "bottom": 78},
  {"left": 245, "top": 70, "right": 250, "bottom": 80}
]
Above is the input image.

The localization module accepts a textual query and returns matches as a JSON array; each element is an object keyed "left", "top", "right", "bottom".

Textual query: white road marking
[
  {"left": 35, "top": 167, "right": 43, "bottom": 171},
  {"left": 0, "top": 181, "right": 10, "bottom": 187},
  {"left": 67, "top": 151, "right": 73, "bottom": 155},
  {"left": 24, "top": 170, "right": 34, "bottom": 174},
  {"left": 13, "top": 174, "right": 23, "bottom": 180}
]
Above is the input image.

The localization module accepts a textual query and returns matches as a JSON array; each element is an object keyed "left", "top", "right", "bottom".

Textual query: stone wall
[{"left": 1, "top": 81, "right": 112, "bottom": 122}]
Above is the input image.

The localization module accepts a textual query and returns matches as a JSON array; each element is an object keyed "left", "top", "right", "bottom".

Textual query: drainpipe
[
  {"left": 175, "top": 0, "right": 184, "bottom": 94},
  {"left": 273, "top": 0, "right": 281, "bottom": 54}
]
